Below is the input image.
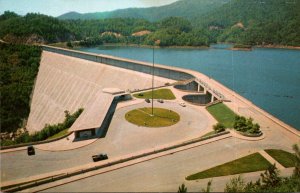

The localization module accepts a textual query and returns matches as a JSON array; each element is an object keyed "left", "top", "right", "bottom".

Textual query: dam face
[{"left": 26, "top": 50, "right": 173, "bottom": 133}]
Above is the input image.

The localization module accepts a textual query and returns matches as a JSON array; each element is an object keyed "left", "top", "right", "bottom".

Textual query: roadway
[
  {"left": 1, "top": 100, "right": 212, "bottom": 182},
  {"left": 42, "top": 133, "right": 297, "bottom": 192}
]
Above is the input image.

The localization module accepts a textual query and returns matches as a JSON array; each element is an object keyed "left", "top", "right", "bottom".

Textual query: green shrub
[
  {"left": 0, "top": 108, "right": 84, "bottom": 146},
  {"left": 234, "top": 116, "right": 261, "bottom": 134},
  {"left": 0, "top": 139, "right": 16, "bottom": 146},
  {"left": 66, "top": 41, "right": 73, "bottom": 48},
  {"left": 15, "top": 132, "right": 31, "bottom": 143},
  {"left": 213, "top": 123, "right": 225, "bottom": 133}
]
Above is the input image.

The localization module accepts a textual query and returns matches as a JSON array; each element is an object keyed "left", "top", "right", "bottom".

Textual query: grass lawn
[
  {"left": 186, "top": 153, "right": 272, "bottom": 180},
  {"left": 125, "top": 107, "right": 180, "bottom": 127},
  {"left": 133, "top": 89, "right": 176, "bottom": 100},
  {"left": 47, "top": 129, "right": 69, "bottom": 140},
  {"left": 206, "top": 103, "right": 236, "bottom": 128},
  {"left": 265, "top": 149, "right": 297, "bottom": 168}
]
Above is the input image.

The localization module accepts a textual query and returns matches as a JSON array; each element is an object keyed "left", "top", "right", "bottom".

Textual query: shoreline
[
  {"left": 230, "top": 47, "right": 252, "bottom": 51},
  {"left": 95, "top": 43, "right": 300, "bottom": 51},
  {"left": 99, "top": 43, "right": 210, "bottom": 49},
  {"left": 254, "top": 45, "right": 300, "bottom": 50},
  {"left": 48, "top": 42, "right": 300, "bottom": 51}
]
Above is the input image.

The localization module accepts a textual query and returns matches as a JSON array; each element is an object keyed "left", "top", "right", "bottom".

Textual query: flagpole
[{"left": 152, "top": 47, "right": 154, "bottom": 116}]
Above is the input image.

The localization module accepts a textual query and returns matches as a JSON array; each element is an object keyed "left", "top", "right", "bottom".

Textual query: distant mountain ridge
[
  {"left": 58, "top": 0, "right": 230, "bottom": 21},
  {"left": 1, "top": 0, "right": 299, "bottom": 46}
]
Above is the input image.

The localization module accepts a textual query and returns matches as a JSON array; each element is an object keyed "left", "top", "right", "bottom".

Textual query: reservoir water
[{"left": 78, "top": 45, "right": 300, "bottom": 130}]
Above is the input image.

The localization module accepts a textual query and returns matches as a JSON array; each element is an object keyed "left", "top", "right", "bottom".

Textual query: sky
[{"left": 0, "top": 0, "right": 179, "bottom": 17}]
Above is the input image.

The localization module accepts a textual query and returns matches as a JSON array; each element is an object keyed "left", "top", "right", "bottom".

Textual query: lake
[{"left": 78, "top": 45, "right": 300, "bottom": 130}]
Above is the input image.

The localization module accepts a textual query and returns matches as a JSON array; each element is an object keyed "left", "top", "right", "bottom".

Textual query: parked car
[
  {"left": 27, "top": 146, "right": 35, "bottom": 156},
  {"left": 179, "top": 102, "right": 186, "bottom": 107},
  {"left": 157, "top": 99, "right": 164, "bottom": 103},
  {"left": 92, "top": 154, "right": 108, "bottom": 162},
  {"left": 145, "top": 98, "right": 150, "bottom": 103}
]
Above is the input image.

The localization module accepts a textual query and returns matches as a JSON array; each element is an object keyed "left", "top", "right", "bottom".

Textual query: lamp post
[{"left": 151, "top": 47, "right": 154, "bottom": 116}]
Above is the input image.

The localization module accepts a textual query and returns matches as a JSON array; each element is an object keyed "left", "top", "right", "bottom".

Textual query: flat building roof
[{"left": 70, "top": 91, "right": 114, "bottom": 132}]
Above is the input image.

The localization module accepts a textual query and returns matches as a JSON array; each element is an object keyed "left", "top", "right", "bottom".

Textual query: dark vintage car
[
  {"left": 145, "top": 98, "right": 150, "bottom": 103},
  {"left": 92, "top": 154, "right": 108, "bottom": 162},
  {"left": 157, "top": 99, "right": 164, "bottom": 103},
  {"left": 27, "top": 146, "right": 35, "bottom": 156}
]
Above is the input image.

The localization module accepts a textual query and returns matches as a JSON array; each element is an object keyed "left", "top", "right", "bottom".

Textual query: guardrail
[
  {"left": 43, "top": 45, "right": 194, "bottom": 81},
  {"left": 196, "top": 78, "right": 225, "bottom": 100},
  {"left": 1, "top": 131, "right": 230, "bottom": 192}
]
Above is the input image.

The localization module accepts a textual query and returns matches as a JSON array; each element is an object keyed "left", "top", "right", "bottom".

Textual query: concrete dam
[
  {"left": 28, "top": 46, "right": 300, "bottom": 140},
  {"left": 27, "top": 46, "right": 224, "bottom": 137}
]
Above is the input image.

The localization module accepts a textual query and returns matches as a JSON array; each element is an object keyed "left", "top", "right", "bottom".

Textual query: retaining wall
[{"left": 182, "top": 93, "right": 213, "bottom": 106}]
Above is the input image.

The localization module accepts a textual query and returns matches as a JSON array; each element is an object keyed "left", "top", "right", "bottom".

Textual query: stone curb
[{"left": 230, "top": 130, "right": 265, "bottom": 141}]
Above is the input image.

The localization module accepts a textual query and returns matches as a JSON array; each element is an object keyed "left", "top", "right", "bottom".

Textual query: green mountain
[
  {"left": 198, "top": 0, "right": 300, "bottom": 27},
  {"left": 199, "top": 0, "right": 300, "bottom": 45},
  {"left": 1, "top": 0, "right": 299, "bottom": 46},
  {"left": 0, "top": 12, "right": 73, "bottom": 43},
  {"left": 58, "top": 11, "right": 110, "bottom": 20},
  {"left": 58, "top": 0, "right": 229, "bottom": 21}
]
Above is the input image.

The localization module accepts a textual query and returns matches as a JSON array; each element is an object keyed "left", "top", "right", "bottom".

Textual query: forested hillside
[
  {"left": 58, "top": 0, "right": 229, "bottom": 21},
  {"left": 0, "top": 43, "right": 41, "bottom": 133},
  {"left": 63, "top": 17, "right": 211, "bottom": 47},
  {"left": 0, "top": 0, "right": 300, "bottom": 46},
  {"left": 0, "top": 12, "right": 73, "bottom": 44},
  {"left": 198, "top": 0, "right": 300, "bottom": 46}
]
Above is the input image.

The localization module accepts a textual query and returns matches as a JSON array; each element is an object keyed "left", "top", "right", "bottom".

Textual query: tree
[
  {"left": 260, "top": 164, "right": 280, "bottom": 188},
  {"left": 225, "top": 176, "right": 245, "bottom": 192},
  {"left": 66, "top": 41, "right": 73, "bottom": 48},
  {"left": 234, "top": 116, "right": 261, "bottom": 134},
  {"left": 178, "top": 183, "right": 187, "bottom": 193},
  {"left": 201, "top": 180, "right": 213, "bottom": 193},
  {"left": 292, "top": 144, "right": 300, "bottom": 177},
  {"left": 0, "top": 43, "right": 41, "bottom": 133}
]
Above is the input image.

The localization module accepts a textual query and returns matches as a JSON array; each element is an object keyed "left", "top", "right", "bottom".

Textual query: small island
[{"left": 231, "top": 44, "right": 252, "bottom": 51}]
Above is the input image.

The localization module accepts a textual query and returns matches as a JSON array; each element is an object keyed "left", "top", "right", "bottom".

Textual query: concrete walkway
[{"left": 258, "top": 150, "right": 285, "bottom": 170}]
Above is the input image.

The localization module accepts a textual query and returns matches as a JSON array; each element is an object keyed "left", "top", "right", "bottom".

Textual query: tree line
[
  {"left": 1, "top": 6, "right": 299, "bottom": 47},
  {"left": 0, "top": 43, "right": 41, "bottom": 133}
]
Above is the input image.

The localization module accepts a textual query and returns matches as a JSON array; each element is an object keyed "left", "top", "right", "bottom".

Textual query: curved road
[
  {"left": 1, "top": 101, "right": 212, "bottom": 182},
  {"left": 44, "top": 133, "right": 297, "bottom": 192}
]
